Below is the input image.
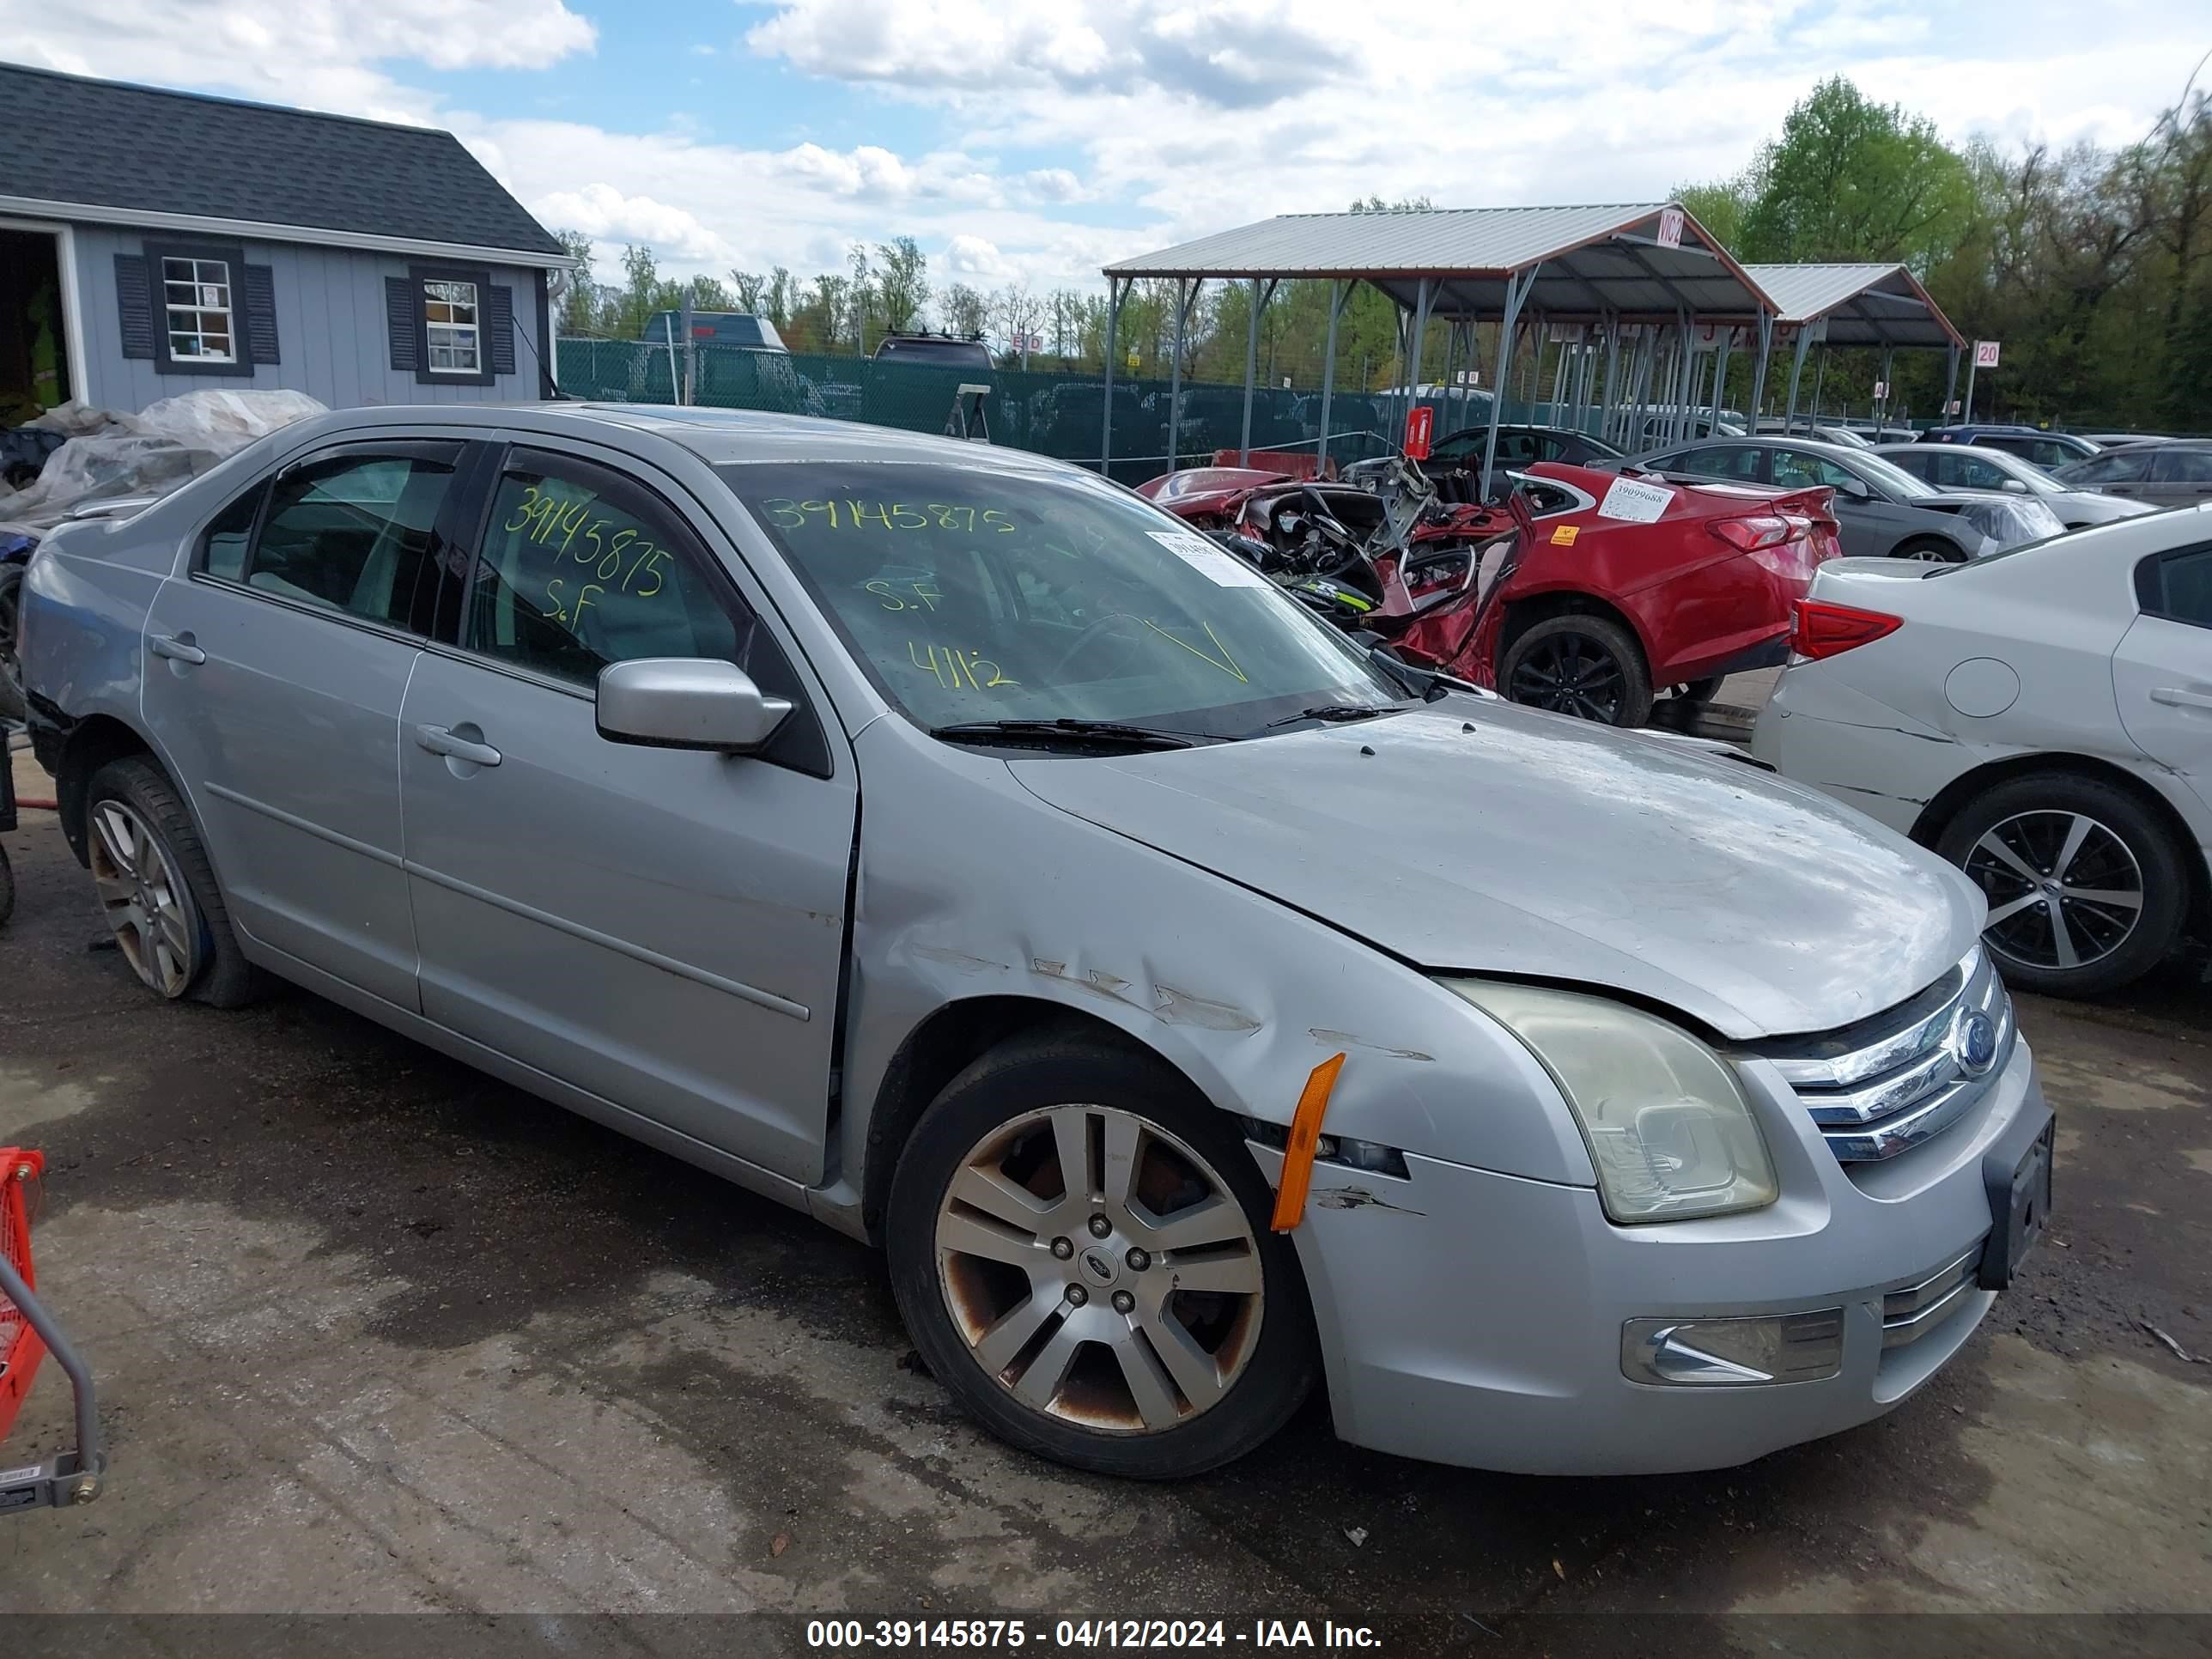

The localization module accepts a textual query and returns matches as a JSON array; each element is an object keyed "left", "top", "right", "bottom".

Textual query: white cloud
[
  {"left": 532, "top": 182, "right": 733, "bottom": 261},
  {"left": 3, "top": 0, "right": 2203, "bottom": 313},
  {"left": 943, "top": 233, "right": 1018, "bottom": 279}
]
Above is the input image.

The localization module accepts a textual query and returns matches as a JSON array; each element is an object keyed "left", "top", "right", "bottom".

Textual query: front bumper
[{"left": 1272, "top": 1036, "right": 2047, "bottom": 1475}]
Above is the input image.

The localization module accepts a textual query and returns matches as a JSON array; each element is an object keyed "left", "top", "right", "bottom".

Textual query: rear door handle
[
  {"left": 413, "top": 724, "right": 503, "bottom": 767},
  {"left": 2151, "top": 686, "right": 2212, "bottom": 712},
  {"left": 149, "top": 633, "right": 206, "bottom": 665}
]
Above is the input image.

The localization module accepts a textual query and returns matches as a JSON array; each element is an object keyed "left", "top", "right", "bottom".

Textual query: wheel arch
[
  {"left": 52, "top": 712, "right": 160, "bottom": 867},
  {"left": 1496, "top": 587, "right": 1652, "bottom": 666},
  {"left": 1910, "top": 750, "right": 2209, "bottom": 932},
  {"left": 856, "top": 994, "right": 1189, "bottom": 1246}
]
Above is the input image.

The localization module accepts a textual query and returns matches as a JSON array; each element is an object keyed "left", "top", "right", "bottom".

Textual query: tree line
[{"left": 554, "top": 77, "right": 2211, "bottom": 430}]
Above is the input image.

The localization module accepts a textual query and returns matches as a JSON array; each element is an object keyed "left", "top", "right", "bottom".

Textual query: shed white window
[
  {"left": 163, "top": 257, "right": 235, "bottom": 363},
  {"left": 424, "top": 280, "right": 481, "bottom": 374}
]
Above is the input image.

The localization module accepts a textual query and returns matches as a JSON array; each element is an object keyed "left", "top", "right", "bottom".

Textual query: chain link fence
[{"left": 556, "top": 340, "right": 1541, "bottom": 484}]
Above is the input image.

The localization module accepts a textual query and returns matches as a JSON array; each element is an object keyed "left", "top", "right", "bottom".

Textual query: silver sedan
[{"left": 19, "top": 403, "right": 2052, "bottom": 1478}]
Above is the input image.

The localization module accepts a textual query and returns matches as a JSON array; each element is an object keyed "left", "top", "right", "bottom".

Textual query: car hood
[{"left": 1008, "top": 702, "right": 1979, "bottom": 1041}]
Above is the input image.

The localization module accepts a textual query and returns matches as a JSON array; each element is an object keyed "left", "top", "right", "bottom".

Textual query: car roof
[{"left": 303, "top": 401, "right": 1087, "bottom": 477}]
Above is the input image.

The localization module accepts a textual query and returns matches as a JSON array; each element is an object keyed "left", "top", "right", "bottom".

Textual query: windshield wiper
[
  {"left": 929, "top": 719, "right": 1194, "bottom": 750},
  {"left": 1263, "top": 702, "right": 1399, "bottom": 730}
]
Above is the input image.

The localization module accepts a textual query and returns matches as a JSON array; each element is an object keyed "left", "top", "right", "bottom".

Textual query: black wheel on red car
[{"left": 1499, "top": 614, "right": 1653, "bottom": 726}]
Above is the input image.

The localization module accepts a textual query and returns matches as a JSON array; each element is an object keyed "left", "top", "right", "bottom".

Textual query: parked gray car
[
  {"left": 1626, "top": 436, "right": 2041, "bottom": 562},
  {"left": 1874, "top": 441, "right": 2155, "bottom": 528},
  {"left": 2053, "top": 439, "right": 2212, "bottom": 511},
  {"left": 18, "top": 404, "right": 2053, "bottom": 1479}
]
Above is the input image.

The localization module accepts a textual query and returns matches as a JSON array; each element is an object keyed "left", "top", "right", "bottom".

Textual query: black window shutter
[
  {"left": 115, "top": 254, "right": 155, "bottom": 359},
  {"left": 385, "top": 276, "right": 419, "bottom": 371},
  {"left": 486, "top": 284, "right": 517, "bottom": 376},
  {"left": 240, "top": 264, "right": 279, "bottom": 366}
]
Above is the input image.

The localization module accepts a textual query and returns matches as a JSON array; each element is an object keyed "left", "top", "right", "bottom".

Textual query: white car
[{"left": 1754, "top": 508, "right": 2212, "bottom": 997}]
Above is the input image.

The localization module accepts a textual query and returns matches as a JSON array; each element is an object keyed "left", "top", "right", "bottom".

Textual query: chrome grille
[
  {"left": 1882, "top": 1248, "right": 1983, "bottom": 1348},
  {"left": 1751, "top": 950, "right": 2014, "bottom": 1163}
]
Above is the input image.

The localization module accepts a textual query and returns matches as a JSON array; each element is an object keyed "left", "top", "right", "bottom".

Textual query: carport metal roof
[
  {"left": 1739, "top": 263, "right": 1963, "bottom": 349},
  {"left": 1103, "top": 203, "right": 1777, "bottom": 324}
]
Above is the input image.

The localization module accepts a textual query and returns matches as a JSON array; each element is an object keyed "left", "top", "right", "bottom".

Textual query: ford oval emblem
[{"left": 1954, "top": 1009, "right": 2000, "bottom": 1077}]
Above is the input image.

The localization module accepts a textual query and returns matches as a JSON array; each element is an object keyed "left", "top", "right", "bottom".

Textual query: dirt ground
[{"left": 2, "top": 740, "right": 2208, "bottom": 1655}]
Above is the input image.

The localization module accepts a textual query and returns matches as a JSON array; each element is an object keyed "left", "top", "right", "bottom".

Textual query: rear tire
[
  {"left": 1498, "top": 613, "right": 1654, "bottom": 726},
  {"left": 0, "top": 562, "right": 25, "bottom": 725},
  {"left": 85, "top": 756, "right": 259, "bottom": 1007},
  {"left": 886, "top": 1035, "right": 1317, "bottom": 1479},
  {"left": 1936, "top": 772, "right": 2187, "bottom": 997}
]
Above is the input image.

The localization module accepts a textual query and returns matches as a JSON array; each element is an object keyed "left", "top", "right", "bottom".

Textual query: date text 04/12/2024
[{"left": 805, "top": 1620, "right": 1383, "bottom": 1650}]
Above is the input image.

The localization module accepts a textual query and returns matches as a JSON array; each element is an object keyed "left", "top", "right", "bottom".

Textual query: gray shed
[{"left": 0, "top": 64, "right": 570, "bottom": 422}]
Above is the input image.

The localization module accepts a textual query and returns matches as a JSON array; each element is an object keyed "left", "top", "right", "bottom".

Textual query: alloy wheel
[
  {"left": 1509, "top": 631, "right": 1626, "bottom": 721},
  {"left": 88, "top": 799, "right": 202, "bottom": 997},
  {"left": 933, "top": 1103, "right": 1264, "bottom": 1435},
  {"left": 1966, "top": 809, "right": 2145, "bottom": 974}
]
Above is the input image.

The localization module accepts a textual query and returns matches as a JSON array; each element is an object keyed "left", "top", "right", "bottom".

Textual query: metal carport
[
  {"left": 1099, "top": 202, "right": 1779, "bottom": 488},
  {"left": 1735, "top": 263, "right": 1966, "bottom": 431}
]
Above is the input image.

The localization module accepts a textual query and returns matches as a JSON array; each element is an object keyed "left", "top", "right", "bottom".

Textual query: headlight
[{"left": 1443, "top": 980, "right": 1778, "bottom": 1224}]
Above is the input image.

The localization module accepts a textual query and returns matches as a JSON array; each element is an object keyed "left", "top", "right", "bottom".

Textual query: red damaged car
[{"left": 1139, "top": 460, "right": 1841, "bottom": 726}]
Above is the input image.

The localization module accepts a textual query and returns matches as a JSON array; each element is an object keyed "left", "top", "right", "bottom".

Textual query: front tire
[
  {"left": 886, "top": 1036, "right": 1316, "bottom": 1479},
  {"left": 85, "top": 757, "right": 258, "bottom": 1007},
  {"left": 1893, "top": 536, "right": 1965, "bottom": 565},
  {"left": 1936, "top": 773, "right": 2187, "bottom": 996},
  {"left": 1499, "top": 613, "right": 1654, "bottom": 726}
]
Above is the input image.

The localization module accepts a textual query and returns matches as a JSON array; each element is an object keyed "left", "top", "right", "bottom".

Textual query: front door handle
[
  {"left": 2151, "top": 686, "right": 2212, "bottom": 713},
  {"left": 149, "top": 633, "right": 206, "bottom": 665},
  {"left": 413, "top": 724, "right": 503, "bottom": 767}
]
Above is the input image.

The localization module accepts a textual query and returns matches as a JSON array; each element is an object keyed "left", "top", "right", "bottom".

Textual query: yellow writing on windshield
[
  {"left": 1141, "top": 619, "right": 1248, "bottom": 683},
  {"left": 908, "top": 641, "right": 1019, "bottom": 690},
  {"left": 867, "top": 579, "right": 944, "bottom": 611},
  {"left": 761, "top": 498, "right": 1014, "bottom": 534}
]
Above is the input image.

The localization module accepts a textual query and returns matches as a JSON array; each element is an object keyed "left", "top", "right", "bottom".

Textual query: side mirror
[
  {"left": 1838, "top": 475, "right": 1874, "bottom": 501},
  {"left": 596, "top": 659, "right": 791, "bottom": 753},
  {"left": 2000, "top": 477, "right": 2028, "bottom": 493}
]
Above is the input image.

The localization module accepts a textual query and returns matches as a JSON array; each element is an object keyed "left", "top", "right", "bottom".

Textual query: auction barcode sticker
[
  {"left": 1597, "top": 477, "right": 1674, "bottom": 523},
  {"left": 1147, "top": 529, "right": 1275, "bottom": 590}
]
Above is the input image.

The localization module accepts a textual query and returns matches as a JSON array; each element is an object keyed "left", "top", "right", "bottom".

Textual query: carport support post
[
  {"left": 1878, "top": 347, "right": 1893, "bottom": 423},
  {"left": 1100, "top": 276, "right": 1122, "bottom": 471},
  {"left": 1478, "top": 267, "right": 1531, "bottom": 498},
  {"left": 1782, "top": 326, "right": 1814, "bottom": 434},
  {"left": 1748, "top": 312, "right": 1774, "bottom": 430},
  {"left": 1962, "top": 351, "right": 1978, "bottom": 425},
  {"left": 1711, "top": 327, "right": 1730, "bottom": 430},
  {"left": 1238, "top": 276, "right": 1266, "bottom": 466},
  {"left": 1165, "top": 277, "right": 1189, "bottom": 473},
  {"left": 1404, "top": 278, "right": 1433, "bottom": 451},
  {"left": 1316, "top": 279, "right": 1346, "bottom": 472},
  {"left": 1944, "top": 343, "right": 1960, "bottom": 424},
  {"left": 1808, "top": 346, "right": 1827, "bottom": 427},
  {"left": 1674, "top": 310, "right": 1693, "bottom": 443},
  {"left": 1600, "top": 319, "right": 1620, "bottom": 443}
]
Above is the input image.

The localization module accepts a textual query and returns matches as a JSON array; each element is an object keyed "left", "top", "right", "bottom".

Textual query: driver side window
[{"left": 1771, "top": 449, "right": 1856, "bottom": 489}]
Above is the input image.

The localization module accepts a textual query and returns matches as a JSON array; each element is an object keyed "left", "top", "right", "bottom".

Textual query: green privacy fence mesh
[{"left": 556, "top": 338, "right": 1527, "bottom": 484}]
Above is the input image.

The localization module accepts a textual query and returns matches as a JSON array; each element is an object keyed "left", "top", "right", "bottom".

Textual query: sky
[{"left": 4, "top": 0, "right": 2206, "bottom": 304}]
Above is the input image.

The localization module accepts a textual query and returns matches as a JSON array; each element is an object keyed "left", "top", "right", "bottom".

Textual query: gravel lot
[{"left": 3, "top": 738, "right": 2207, "bottom": 1655}]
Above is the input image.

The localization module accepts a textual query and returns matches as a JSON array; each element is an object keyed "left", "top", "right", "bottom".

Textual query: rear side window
[
  {"left": 2136, "top": 547, "right": 2212, "bottom": 628},
  {"left": 2069, "top": 449, "right": 2154, "bottom": 484},
  {"left": 1949, "top": 453, "right": 2013, "bottom": 490},
  {"left": 1772, "top": 449, "right": 1857, "bottom": 489},
  {"left": 1885, "top": 450, "right": 1936, "bottom": 483},
  {"left": 230, "top": 449, "right": 460, "bottom": 634},
  {"left": 1671, "top": 447, "right": 1764, "bottom": 482},
  {"left": 199, "top": 485, "right": 262, "bottom": 581},
  {"left": 2152, "top": 449, "right": 2212, "bottom": 483}
]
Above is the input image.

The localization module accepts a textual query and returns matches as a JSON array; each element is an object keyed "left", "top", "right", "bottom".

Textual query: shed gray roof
[
  {"left": 1103, "top": 204, "right": 1776, "bottom": 323},
  {"left": 1740, "top": 263, "right": 1961, "bottom": 349},
  {"left": 0, "top": 64, "right": 565, "bottom": 263}
]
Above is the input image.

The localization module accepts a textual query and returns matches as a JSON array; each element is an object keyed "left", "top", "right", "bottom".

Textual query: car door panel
[
  {"left": 2148, "top": 449, "right": 2212, "bottom": 511},
  {"left": 140, "top": 439, "right": 468, "bottom": 1008},
  {"left": 398, "top": 441, "right": 857, "bottom": 1181},
  {"left": 2115, "top": 547, "right": 2212, "bottom": 822}
]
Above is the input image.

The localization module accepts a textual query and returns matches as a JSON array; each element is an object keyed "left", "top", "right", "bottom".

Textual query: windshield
[{"left": 718, "top": 460, "right": 1402, "bottom": 741}]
